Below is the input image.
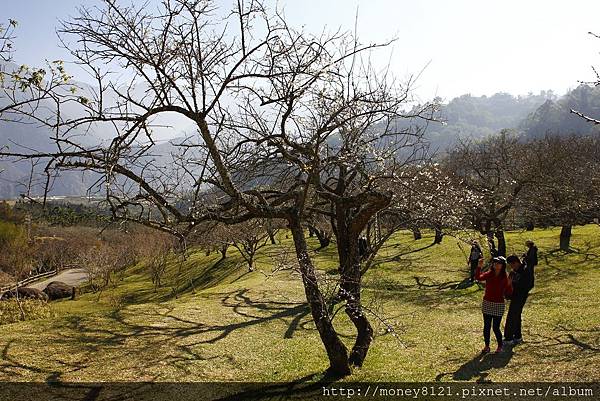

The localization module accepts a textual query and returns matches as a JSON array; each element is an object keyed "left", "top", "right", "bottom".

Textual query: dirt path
[{"left": 28, "top": 269, "right": 89, "bottom": 290}]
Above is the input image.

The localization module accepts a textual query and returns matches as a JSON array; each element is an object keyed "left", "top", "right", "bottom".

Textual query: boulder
[
  {"left": 0, "top": 287, "right": 49, "bottom": 302},
  {"left": 43, "top": 281, "right": 76, "bottom": 301}
]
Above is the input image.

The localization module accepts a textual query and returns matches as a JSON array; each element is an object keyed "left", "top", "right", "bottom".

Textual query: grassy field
[{"left": 0, "top": 225, "right": 599, "bottom": 384}]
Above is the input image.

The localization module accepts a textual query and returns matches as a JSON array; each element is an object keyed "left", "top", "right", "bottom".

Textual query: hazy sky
[{"left": 4, "top": 0, "right": 600, "bottom": 102}]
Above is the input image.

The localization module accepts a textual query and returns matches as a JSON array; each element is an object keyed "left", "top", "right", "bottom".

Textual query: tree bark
[
  {"left": 412, "top": 227, "right": 422, "bottom": 240},
  {"left": 433, "top": 225, "right": 443, "bottom": 244},
  {"left": 267, "top": 221, "right": 277, "bottom": 245},
  {"left": 495, "top": 229, "right": 506, "bottom": 257},
  {"left": 335, "top": 221, "right": 373, "bottom": 368},
  {"left": 219, "top": 244, "right": 228, "bottom": 260},
  {"left": 560, "top": 225, "right": 572, "bottom": 252},
  {"left": 289, "top": 220, "right": 351, "bottom": 377},
  {"left": 313, "top": 228, "right": 331, "bottom": 249},
  {"left": 485, "top": 231, "right": 497, "bottom": 257}
]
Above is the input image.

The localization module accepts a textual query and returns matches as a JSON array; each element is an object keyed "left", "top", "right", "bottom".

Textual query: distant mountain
[
  {"left": 520, "top": 84, "right": 600, "bottom": 138},
  {"left": 0, "top": 61, "right": 102, "bottom": 198},
  {"left": 0, "top": 60, "right": 193, "bottom": 199},
  {"left": 0, "top": 57, "right": 578, "bottom": 198},
  {"left": 421, "top": 91, "right": 556, "bottom": 151}
]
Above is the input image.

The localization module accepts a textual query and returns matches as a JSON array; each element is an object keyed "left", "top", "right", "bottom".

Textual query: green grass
[{"left": 0, "top": 226, "right": 599, "bottom": 383}]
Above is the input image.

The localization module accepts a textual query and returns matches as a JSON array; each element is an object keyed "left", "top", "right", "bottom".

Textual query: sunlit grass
[{"left": 0, "top": 225, "right": 598, "bottom": 382}]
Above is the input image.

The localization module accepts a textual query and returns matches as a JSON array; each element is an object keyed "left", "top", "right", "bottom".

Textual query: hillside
[
  {"left": 0, "top": 61, "right": 195, "bottom": 199},
  {"left": 3, "top": 81, "right": 598, "bottom": 198},
  {"left": 1, "top": 225, "right": 598, "bottom": 390},
  {"left": 520, "top": 84, "right": 600, "bottom": 138},
  {"left": 424, "top": 91, "right": 555, "bottom": 150}
]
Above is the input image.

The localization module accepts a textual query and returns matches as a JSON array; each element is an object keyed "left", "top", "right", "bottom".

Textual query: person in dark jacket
[
  {"left": 503, "top": 254, "right": 534, "bottom": 344},
  {"left": 468, "top": 240, "right": 483, "bottom": 282},
  {"left": 474, "top": 256, "right": 512, "bottom": 354},
  {"left": 523, "top": 240, "right": 538, "bottom": 289}
]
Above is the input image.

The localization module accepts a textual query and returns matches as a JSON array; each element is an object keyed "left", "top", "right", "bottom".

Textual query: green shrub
[{"left": 0, "top": 299, "right": 55, "bottom": 325}]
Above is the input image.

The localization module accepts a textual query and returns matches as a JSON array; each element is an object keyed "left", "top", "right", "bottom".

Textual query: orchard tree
[
  {"left": 306, "top": 214, "right": 333, "bottom": 249},
  {"left": 229, "top": 219, "right": 274, "bottom": 272},
  {"left": 0, "top": 0, "right": 435, "bottom": 376},
  {"left": 444, "top": 130, "right": 531, "bottom": 257},
  {"left": 188, "top": 222, "right": 231, "bottom": 260},
  {"left": 518, "top": 135, "right": 600, "bottom": 251},
  {"left": 358, "top": 162, "right": 477, "bottom": 273}
]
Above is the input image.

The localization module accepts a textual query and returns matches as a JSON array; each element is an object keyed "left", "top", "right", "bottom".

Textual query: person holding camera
[
  {"left": 474, "top": 256, "right": 513, "bottom": 354},
  {"left": 504, "top": 254, "right": 535, "bottom": 344}
]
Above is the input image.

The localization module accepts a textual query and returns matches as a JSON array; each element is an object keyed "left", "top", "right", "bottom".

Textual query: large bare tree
[{"left": 0, "top": 0, "right": 435, "bottom": 375}]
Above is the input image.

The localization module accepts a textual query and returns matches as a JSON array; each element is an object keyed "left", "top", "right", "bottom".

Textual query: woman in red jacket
[{"left": 475, "top": 256, "right": 513, "bottom": 354}]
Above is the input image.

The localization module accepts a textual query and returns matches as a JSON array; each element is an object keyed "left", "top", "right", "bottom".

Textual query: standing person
[
  {"left": 468, "top": 240, "right": 483, "bottom": 282},
  {"left": 523, "top": 240, "right": 538, "bottom": 289},
  {"left": 504, "top": 254, "right": 534, "bottom": 344},
  {"left": 474, "top": 256, "right": 512, "bottom": 354}
]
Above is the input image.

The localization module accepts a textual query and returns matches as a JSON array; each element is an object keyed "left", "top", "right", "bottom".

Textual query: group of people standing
[{"left": 468, "top": 240, "right": 538, "bottom": 354}]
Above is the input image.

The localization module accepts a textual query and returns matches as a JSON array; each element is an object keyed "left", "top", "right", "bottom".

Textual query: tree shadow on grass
[
  {"left": 109, "top": 289, "right": 313, "bottom": 346},
  {"left": 413, "top": 276, "right": 475, "bottom": 291},
  {"left": 524, "top": 324, "right": 600, "bottom": 363},
  {"left": 435, "top": 346, "right": 515, "bottom": 383},
  {"left": 1, "top": 374, "right": 340, "bottom": 401},
  {"left": 0, "top": 289, "right": 317, "bottom": 383},
  {"left": 214, "top": 372, "right": 340, "bottom": 401},
  {"left": 114, "top": 257, "right": 249, "bottom": 306},
  {"left": 363, "top": 274, "right": 482, "bottom": 308}
]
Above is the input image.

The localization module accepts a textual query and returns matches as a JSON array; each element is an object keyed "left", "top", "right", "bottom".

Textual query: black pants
[
  {"left": 483, "top": 314, "right": 503, "bottom": 347},
  {"left": 469, "top": 260, "right": 478, "bottom": 280},
  {"left": 504, "top": 293, "right": 529, "bottom": 340}
]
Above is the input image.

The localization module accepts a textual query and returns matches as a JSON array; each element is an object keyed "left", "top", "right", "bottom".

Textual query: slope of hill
[
  {"left": 0, "top": 225, "right": 599, "bottom": 387},
  {"left": 520, "top": 84, "right": 600, "bottom": 138},
  {"left": 392, "top": 91, "right": 554, "bottom": 152},
  {"left": 0, "top": 60, "right": 194, "bottom": 199}
]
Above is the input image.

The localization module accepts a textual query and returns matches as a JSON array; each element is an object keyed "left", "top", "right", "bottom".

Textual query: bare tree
[
  {"left": 229, "top": 219, "right": 273, "bottom": 272},
  {"left": 444, "top": 130, "right": 531, "bottom": 256},
  {"left": 359, "top": 162, "right": 476, "bottom": 272},
  {"left": 305, "top": 214, "right": 333, "bottom": 249},
  {"left": 0, "top": 0, "right": 435, "bottom": 376},
  {"left": 143, "top": 234, "right": 173, "bottom": 291},
  {"left": 517, "top": 135, "right": 600, "bottom": 251}
]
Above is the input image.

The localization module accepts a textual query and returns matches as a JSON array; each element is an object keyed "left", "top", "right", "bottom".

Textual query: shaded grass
[{"left": 0, "top": 225, "right": 599, "bottom": 383}]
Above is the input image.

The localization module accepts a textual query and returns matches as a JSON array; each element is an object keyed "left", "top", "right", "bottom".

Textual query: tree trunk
[
  {"left": 525, "top": 222, "right": 534, "bottom": 231},
  {"left": 267, "top": 222, "right": 277, "bottom": 244},
  {"left": 289, "top": 220, "right": 351, "bottom": 377},
  {"left": 560, "top": 225, "right": 572, "bottom": 252},
  {"left": 336, "top": 226, "right": 373, "bottom": 368},
  {"left": 317, "top": 235, "right": 330, "bottom": 248},
  {"left": 313, "top": 227, "right": 331, "bottom": 249},
  {"left": 485, "top": 231, "right": 497, "bottom": 257},
  {"left": 433, "top": 226, "right": 443, "bottom": 244},
  {"left": 219, "top": 244, "right": 228, "bottom": 260},
  {"left": 495, "top": 229, "right": 506, "bottom": 257},
  {"left": 412, "top": 227, "right": 422, "bottom": 240}
]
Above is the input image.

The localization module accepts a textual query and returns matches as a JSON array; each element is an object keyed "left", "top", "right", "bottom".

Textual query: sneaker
[
  {"left": 513, "top": 337, "right": 523, "bottom": 344},
  {"left": 495, "top": 346, "right": 503, "bottom": 354},
  {"left": 481, "top": 346, "right": 490, "bottom": 355}
]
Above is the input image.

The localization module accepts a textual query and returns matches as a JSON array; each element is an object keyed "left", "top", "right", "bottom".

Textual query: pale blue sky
[{"left": 4, "top": 0, "right": 600, "bottom": 101}]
